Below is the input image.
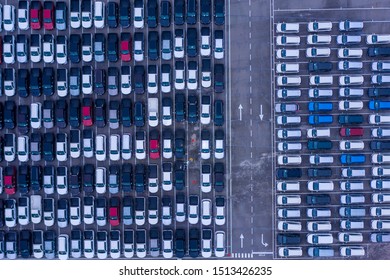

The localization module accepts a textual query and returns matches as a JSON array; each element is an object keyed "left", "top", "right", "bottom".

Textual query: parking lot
[
  {"left": 273, "top": 0, "right": 390, "bottom": 259},
  {"left": 0, "top": 0, "right": 229, "bottom": 259}
]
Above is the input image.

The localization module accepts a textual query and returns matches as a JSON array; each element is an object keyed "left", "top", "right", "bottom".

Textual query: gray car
[
  {"left": 94, "top": 33, "right": 105, "bottom": 63},
  {"left": 161, "top": 31, "right": 172, "bottom": 60},
  {"left": 123, "top": 196, "right": 133, "bottom": 225},
  {"left": 149, "top": 228, "right": 160, "bottom": 257},
  {"left": 108, "top": 67, "right": 119, "bottom": 96}
]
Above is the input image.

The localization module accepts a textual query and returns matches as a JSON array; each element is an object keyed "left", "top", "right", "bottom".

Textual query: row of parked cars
[
  {"left": 0, "top": 228, "right": 226, "bottom": 259},
  {"left": 0, "top": 98, "right": 224, "bottom": 132},
  {"left": 0, "top": 195, "right": 226, "bottom": 228},
  {"left": 0, "top": 63, "right": 225, "bottom": 97},
  {"left": 0, "top": 161, "right": 226, "bottom": 195},
  {"left": 0, "top": 28, "right": 225, "bottom": 64},
  {"left": 0, "top": 0, "right": 225, "bottom": 32}
]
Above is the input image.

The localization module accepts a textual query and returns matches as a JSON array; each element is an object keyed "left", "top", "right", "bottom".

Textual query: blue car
[
  {"left": 308, "top": 115, "right": 333, "bottom": 125},
  {"left": 308, "top": 102, "right": 333, "bottom": 112},
  {"left": 340, "top": 154, "right": 366, "bottom": 164},
  {"left": 369, "top": 100, "right": 390, "bottom": 110}
]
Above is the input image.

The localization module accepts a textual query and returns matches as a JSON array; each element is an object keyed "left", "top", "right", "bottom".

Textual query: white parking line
[{"left": 275, "top": 7, "right": 390, "bottom": 12}]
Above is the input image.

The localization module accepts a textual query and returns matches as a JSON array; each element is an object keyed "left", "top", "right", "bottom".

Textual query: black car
[
  {"left": 31, "top": 166, "right": 42, "bottom": 191},
  {"left": 43, "top": 133, "right": 55, "bottom": 161},
  {"left": 107, "top": 1, "right": 119, "bottom": 28},
  {"left": 368, "top": 88, "right": 390, "bottom": 97},
  {"left": 0, "top": 201, "right": 4, "bottom": 228},
  {"left": 121, "top": 98, "right": 132, "bottom": 127},
  {"left": 69, "top": 34, "right": 81, "bottom": 63},
  {"left": 214, "top": 0, "right": 225, "bottom": 25},
  {"left": 29, "top": 69, "right": 42, "bottom": 99},
  {"left": 175, "top": 93, "right": 186, "bottom": 122},
  {"left": 160, "top": 0, "right": 171, "bottom": 27},
  {"left": 94, "top": 69, "right": 106, "bottom": 95},
  {"left": 277, "top": 234, "right": 301, "bottom": 245},
  {"left": 187, "top": 28, "right": 197, "bottom": 57},
  {"left": 214, "top": 64, "right": 225, "bottom": 93},
  {"left": 134, "top": 101, "right": 145, "bottom": 127},
  {"left": 18, "top": 165, "right": 30, "bottom": 194},
  {"left": 0, "top": 104, "right": 3, "bottom": 130},
  {"left": 70, "top": 166, "right": 82, "bottom": 194},
  {"left": 135, "top": 164, "right": 146, "bottom": 193},
  {"left": 148, "top": 31, "right": 159, "bottom": 61},
  {"left": 19, "top": 230, "right": 32, "bottom": 259},
  {"left": 187, "top": 95, "right": 198, "bottom": 124},
  {"left": 83, "top": 164, "right": 94, "bottom": 193},
  {"left": 214, "top": 100, "right": 224, "bottom": 126},
  {"left": 368, "top": 47, "right": 390, "bottom": 57},
  {"left": 147, "top": 0, "right": 158, "bottom": 27},
  {"left": 187, "top": 0, "right": 197, "bottom": 24},
  {"left": 55, "top": 100, "right": 68, "bottom": 129},
  {"left": 108, "top": 33, "right": 119, "bottom": 62},
  {"left": 95, "top": 98, "right": 107, "bottom": 128},
  {"left": 134, "top": 65, "right": 145, "bottom": 94},
  {"left": 18, "top": 69, "right": 29, "bottom": 98},
  {"left": 122, "top": 163, "right": 133, "bottom": 192},
  {"left": 4, "top": 101, "right": 16, "bottom": 129},
  {"left": 119, "top": 0, "right": 131, "bottom": 27},
  {"left": 214, "top": 162, "right": 224, "bottom": 192},
  {"left": 175, "top": 128, "right": 185, "bottom": 158},
  {"left": 174, "top": 161, "right": 186, "bottom": 190},
  {"left": 18, "top": 105, "right": 30, "bottom": 134},
  {"left": 276, "top": 168, "right": 302, "bottom": 179},
  {"left": 42, "top": 68, "right": 55, "bottom": 96},
  {"left": 200, "top": 0, "right": 211, "bottom": 24},
  {"left": 371, "top": 141, "right": 390, "bottom": 151},
  {"left": 174, "top": 0, "right": 185, "bottom": 25},
  {"left": 308, "top": 62, "right": 333, "bottom": 72},
  {"left": 338, "top": 114, "right": 364, "bottom": 125},
  {"left": 189, "top": 228, "right": 200, "bottom": 258},
  {"left": 175, "top": 228, "right": 186, "bottom": 258},
  {"left": 69, "top": 99, "right": 81, "bottom": 128}
]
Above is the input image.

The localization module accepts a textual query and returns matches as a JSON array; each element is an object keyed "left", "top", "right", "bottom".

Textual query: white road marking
[
  {"left": 250, "top": 152, "right": 253, "bottom": 158},
  {"left": 249, "top": 32, "right": 252, "bottom": 39},
  {"left": 275, "top": 6, "right": 390, "bottom": 12},
  {"left": 250, "top": 141, "right": 253, "bottom": 148},
  {"left": 249, "top": 65, "right": 252, "bottom": 71},
  {"left": 250, "top": 119, "right": 252, "bottom": 126},
  {"left": 250, "top": 98, "right": 252, "bottom": 105}
]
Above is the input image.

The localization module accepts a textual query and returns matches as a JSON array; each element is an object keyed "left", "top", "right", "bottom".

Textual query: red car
[
  {"left": 4, "top": 166, "right": 16, "bottom": 195},
  {"left": 82, "top": 98, "right": 94, "bottom": 127},
  {"left": 340, "top": 127, "right": 364, "bottom": 137},
  {"left": 30, "top": 1, "right": 42, "bottom": 30},
  {"left": 43, "top": 1, "right": 55, "bottom": 30},
  {"left": 120, "top": 33, "right": 132, "bottom": 62},
  {"left": 149, "top": 130, "right": 160, "bottom": 159},
  {"left": 109, "top": 197, "right": 120, "bottom": 226}
]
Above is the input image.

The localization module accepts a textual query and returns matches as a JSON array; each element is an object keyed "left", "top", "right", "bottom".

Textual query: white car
[
  {"left": 371, "top": 220, "right": 390, "bottom": 229},
  {"left": 109, "top": 232, "right": 121, "bottom": 259},
  {"left": 174, "top": 63, "right": 185, "bottom": 90},
  {"left": 307, "top": 34, "right": 331, "bottom": 45},
  {"left": 367, "top": 34, "right": 390, "bottom": 44},
  {"left": 309, "top": 75, "right": 333, "bottom": 86},
  {"left": 3, "top": 5, "right": 15, "bottom": 32},
  {"left": 133, "top": 0, "right": 144, "bottom": 28},
  {"left": 162, "top": 163, "right": 173, "bottom": 191},
  {"left": 276, "top": 49, "right": 299, "bottom": 59},
  {"left": 83, "top": 231, "right": 95, "bottom": 259},
  {"left": 372, "top": 153, "right": 390, "bottom": 164},
  {"left": 340, "top": 220, "right": 364, "bottom": 230},
  {"left": 214, "top": 31, "right": 224, "bottom": 59},
  {"left": 201, "top": 165, "right": 212, "bottom": 193},
  {"left": 17, "top": 136, "right": 29, "bottom": 162},
  {"left": 81, "top": 1, "right": 93, "bottom": 29},
  {"left": 43, "top": 35, "right": 55, "bottom": 63},
  {"left": 371, "top": 206, "right": 390, "bottom": 217},
  {"left": 201, "top": 97, "right": 211, "bottom": 125},
  {"left": 277, "top": 221, "right": 302, "bottom": 231},
  {"left": 309, "top": 88, "right": 333, "bottom": 99},
  {"left": 278, "top": 208, "right": 301, "bottom": 218},
  {"left": 308, "top": 21, "right": 332, "bottom": 32},
  {"left": 339, "top": 88, "right": 364, "bottom": 98},
  {"left": 109, "top": 135, "right": 120, "bottom": 161},
  {"left": 338, "top": 100, "right": 363, "bottom": 111},
  {"left": 3, "top": 35, "right": 15, "bottom": 64},
  {"left": 56, "top": 134, "right": 68, "bottom": 162},
  {"left": 340, "top": 247, "right": 365, "bottom": 257},
  {"left": 277, "top": 155, "right": 302, "bottom": 165},
  {"left": 161, "top": 68, "right": 171, "bottom": 93},
  {"left": 162, "top": 133, "right": 173, "bottom": 159},
  {"left": 201, "top": 229, "right": 212, "bottom": 258},
  {"left": 337, "top": 48, "right": 363, "bottom": 58},
  {"left": 372, "top": 128, "right": 390, "bottom": 137},
  {"left": 307, "top": 221, "right": 331, "bottom": 232},
  {"left": 277, "top": 89, "right": 301, "bottom": 99},
  {"left": 30, "top": 102, "right": 42, "bottom": 129},
  {"left": 307, "top": 234, "right": 333, "bottom": 244},
  {"left": 135, "top": 132, "right": 146, "bottom": 160},
  {"left": 18, "top": 197, "right": 30, "bottom": 226},
  {"left": 372, "top": 74, "right": 390, "bottom": 85},
  {"left": 201, "top": 66, "right": 211, "bottom": 88},
  {"left": 276, "top": 23, "right": 300, "bottom": 33},
  {"left": 372, "top": 193, "right": 390, "bottom": 203},
  {"left": 121, "top": 68, "right": 132, "bottom": 95},
  {"left": 276, "top": 181, "right": 300, "bottom": 192},
  {"left": 162, "top": 230, "right": 174, "bottom": 259},
  {"left": 93, "top": 1, "right": 105, "bottom": 28},
  {"left": 339, "top": 75, "right": 364, "bottom": 86},
  {"left": 306, "top": 47, "right": 331, "bottom": 57},
  {"left": 187, "top": 63, "right": 198, "bottom": 90},
  {"left": 276, "top": 35, "right": 300, "bottom": 46},
  {"left": 121, "top": 134, "right": 132, "bottom": 160},
  {"left": 369, "top": 114, "right": 390, "bottom": 124},
  {"left": 372, "top": 62, "right": 390, "bottom": 72},
  {"left": 215, "top": 197, "right": 226, "bottom": 225},
  {"left": 188, "top": 197, "right": 199, "bottom": 225},
  {"left": 307, "top": 128, "right": 331, "bottom": 138},
  {"left": 30, "top": 34, "right": 42, "bottom": 63},
  {"left": 174, "top": 30, "right": 184, "bottom": 58},
  {"left": 201, "top": 28, "right": 211, "bottom": 56},
  {"left": 277, "top": 76, "right": 301, "bottom": 86},
  {"left": 201, "top": 199, "right": 212, "bottom": 226},
  {"left": 215, "top": 131, "right": 225, "bottom": 159},
  {"left": 201, "top": 134, "right": 211, "bottom": 160},
  {"left": 58, "top": 235, "right": 69, "bottom": 260},
  {"left": 371, "top": 179, "right": 390, "bottom": 190},
  {"left": 276, "top": 63, "right": 299, "bottom": 73},
  {"left": 18, "top": 2, "right": 29, "bottom": 30},
  {"left": 95, "top": 135, "right": 107, "bottom": 161},
  {"left": 339, "top": 140, "right": 364, "bottom": 151},
  {"left": 147, "top": 66, "right": 158, "bottom": 93},
  {"left": 96, "top": 232, "right": 108, "bottom": 259},
  {"left": 277, "top": 195, "right": 301, "bottom": 205},
  {"left": 70, "top": 198, "right": 81, "bottom": 226},
  {"left": 338, "top": 233, "right": 363, "bottom": 243},
  {"left": 56, "top": 167, "right": 68, "bottom": 195},
  {"left": 372, "top": 167, "right": 390, "bottom": 177},
  {"left": 214, "top": 231, "right": 225, "bottom": 257},
  {"left": 56, "top": 37, "right": 68, "bottom": 65}
]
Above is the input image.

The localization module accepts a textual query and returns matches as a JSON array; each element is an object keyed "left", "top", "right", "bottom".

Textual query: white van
[
  {"left": 307, "top": 181, "right": 334, "bottom": 191},
  {"left": 339, "top": 88, "right": 364, "bottom": 97},
  {"left": 277, "top": 129, "right": 302, "bottom": 139},
  {"left": 277, "top": 195, "right": 301, "bottom": 205},
  {"left": 340, "top": 246, "right": 365, "bottom": 257},
  {"left": 278, "top": 247, "right": 302, "bottom": 257},
  {"left": 338, "top": 233, "right": 363, "bottom": 243},
  {"left": 278, "top": 208, "right": 301, "bottom": 218},
  {"left": 276, "top": 36, "right": 301, "bottom": 46},
  {"left": 339, "top": 207, "right": 366, "bottom": 217},
  {"left": 58, "top": 234, "right": 69, "bottom": 260},
  {"left": 372, "top": 74, "right": 390, "bottom": 85},
  {"left": 276, "top": 49, "right": 300, "bottom": 59},
  {"left": 371, "top": 207, "right": 390, "bottom": 217},
  {"left": 308, "top": 247, "right": 334, "bottom": 257},
  {"left": 308, "top": 88, "right": 333, "bottom": 98},
  {"left": 372, "top": 153, "right": 390, "bottom": 164},
  {"left": 277, "top": 76, "right": 302, "bottom": 86},
  {"left": 371, "top": 220, "right": 390, "bottom": 230},
  {"left": 307, "top": 208, "right": 331, "bottom": 218},
  {"left": 309, "top": 155, "right": 333, "bottom": 165},
  {"left": 340, "top": 220, "right": 364, "bottom": 230},
  {"left": 309, "top": 75, "right": 333, "bottom": 86},
  {"left": 371, "top": 179, "right": 390, "bottom": 190},
  {"left": 340, "top": 181, "right": 364, "bottom": 191},
  {"left": 277, "top": 89, "right": 301, "bottom": 99},
  {"left": 307, "top": 234, "right": 333, "bottom": 244},
  {"left": 276, "top": 116, "right": 301, "bottom": 125},
  {"left": 277, "top": 155, "right": 302, "bottom": 165},
  {"left": 372, "top": 128, "right": 390, "bottom": 137},
  {"left": 30, "top": 102, "right": 42, "bottom": 129},
  {"left": 277, "top": 142, "right": 302, "bottom": 152},
  {"left": 372, "top": 193, "right": 390, "bottom": 203},
  {"left": 277, "top": 181, "right": 300, "bottom": 192},
  {"left": 307, "top": 221, "right": 332, "bottom": 232},
  {"left": 341, "top": 168, "right": 366, "bottom": 178},
  {"left": 372, "top": 167, "right": 390, "bottom": 177},
  {"left": 307, "top": 128, "right": 331, "bottom": 138},
  {"left": 340, "top": 194, "right": 365, "bottom": 204},
  {"left": 277, "top": 221, "right": 302, "bottom": 231},
  {"left": 276, "top": 63, "right": 300, "bottom": 73}
]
